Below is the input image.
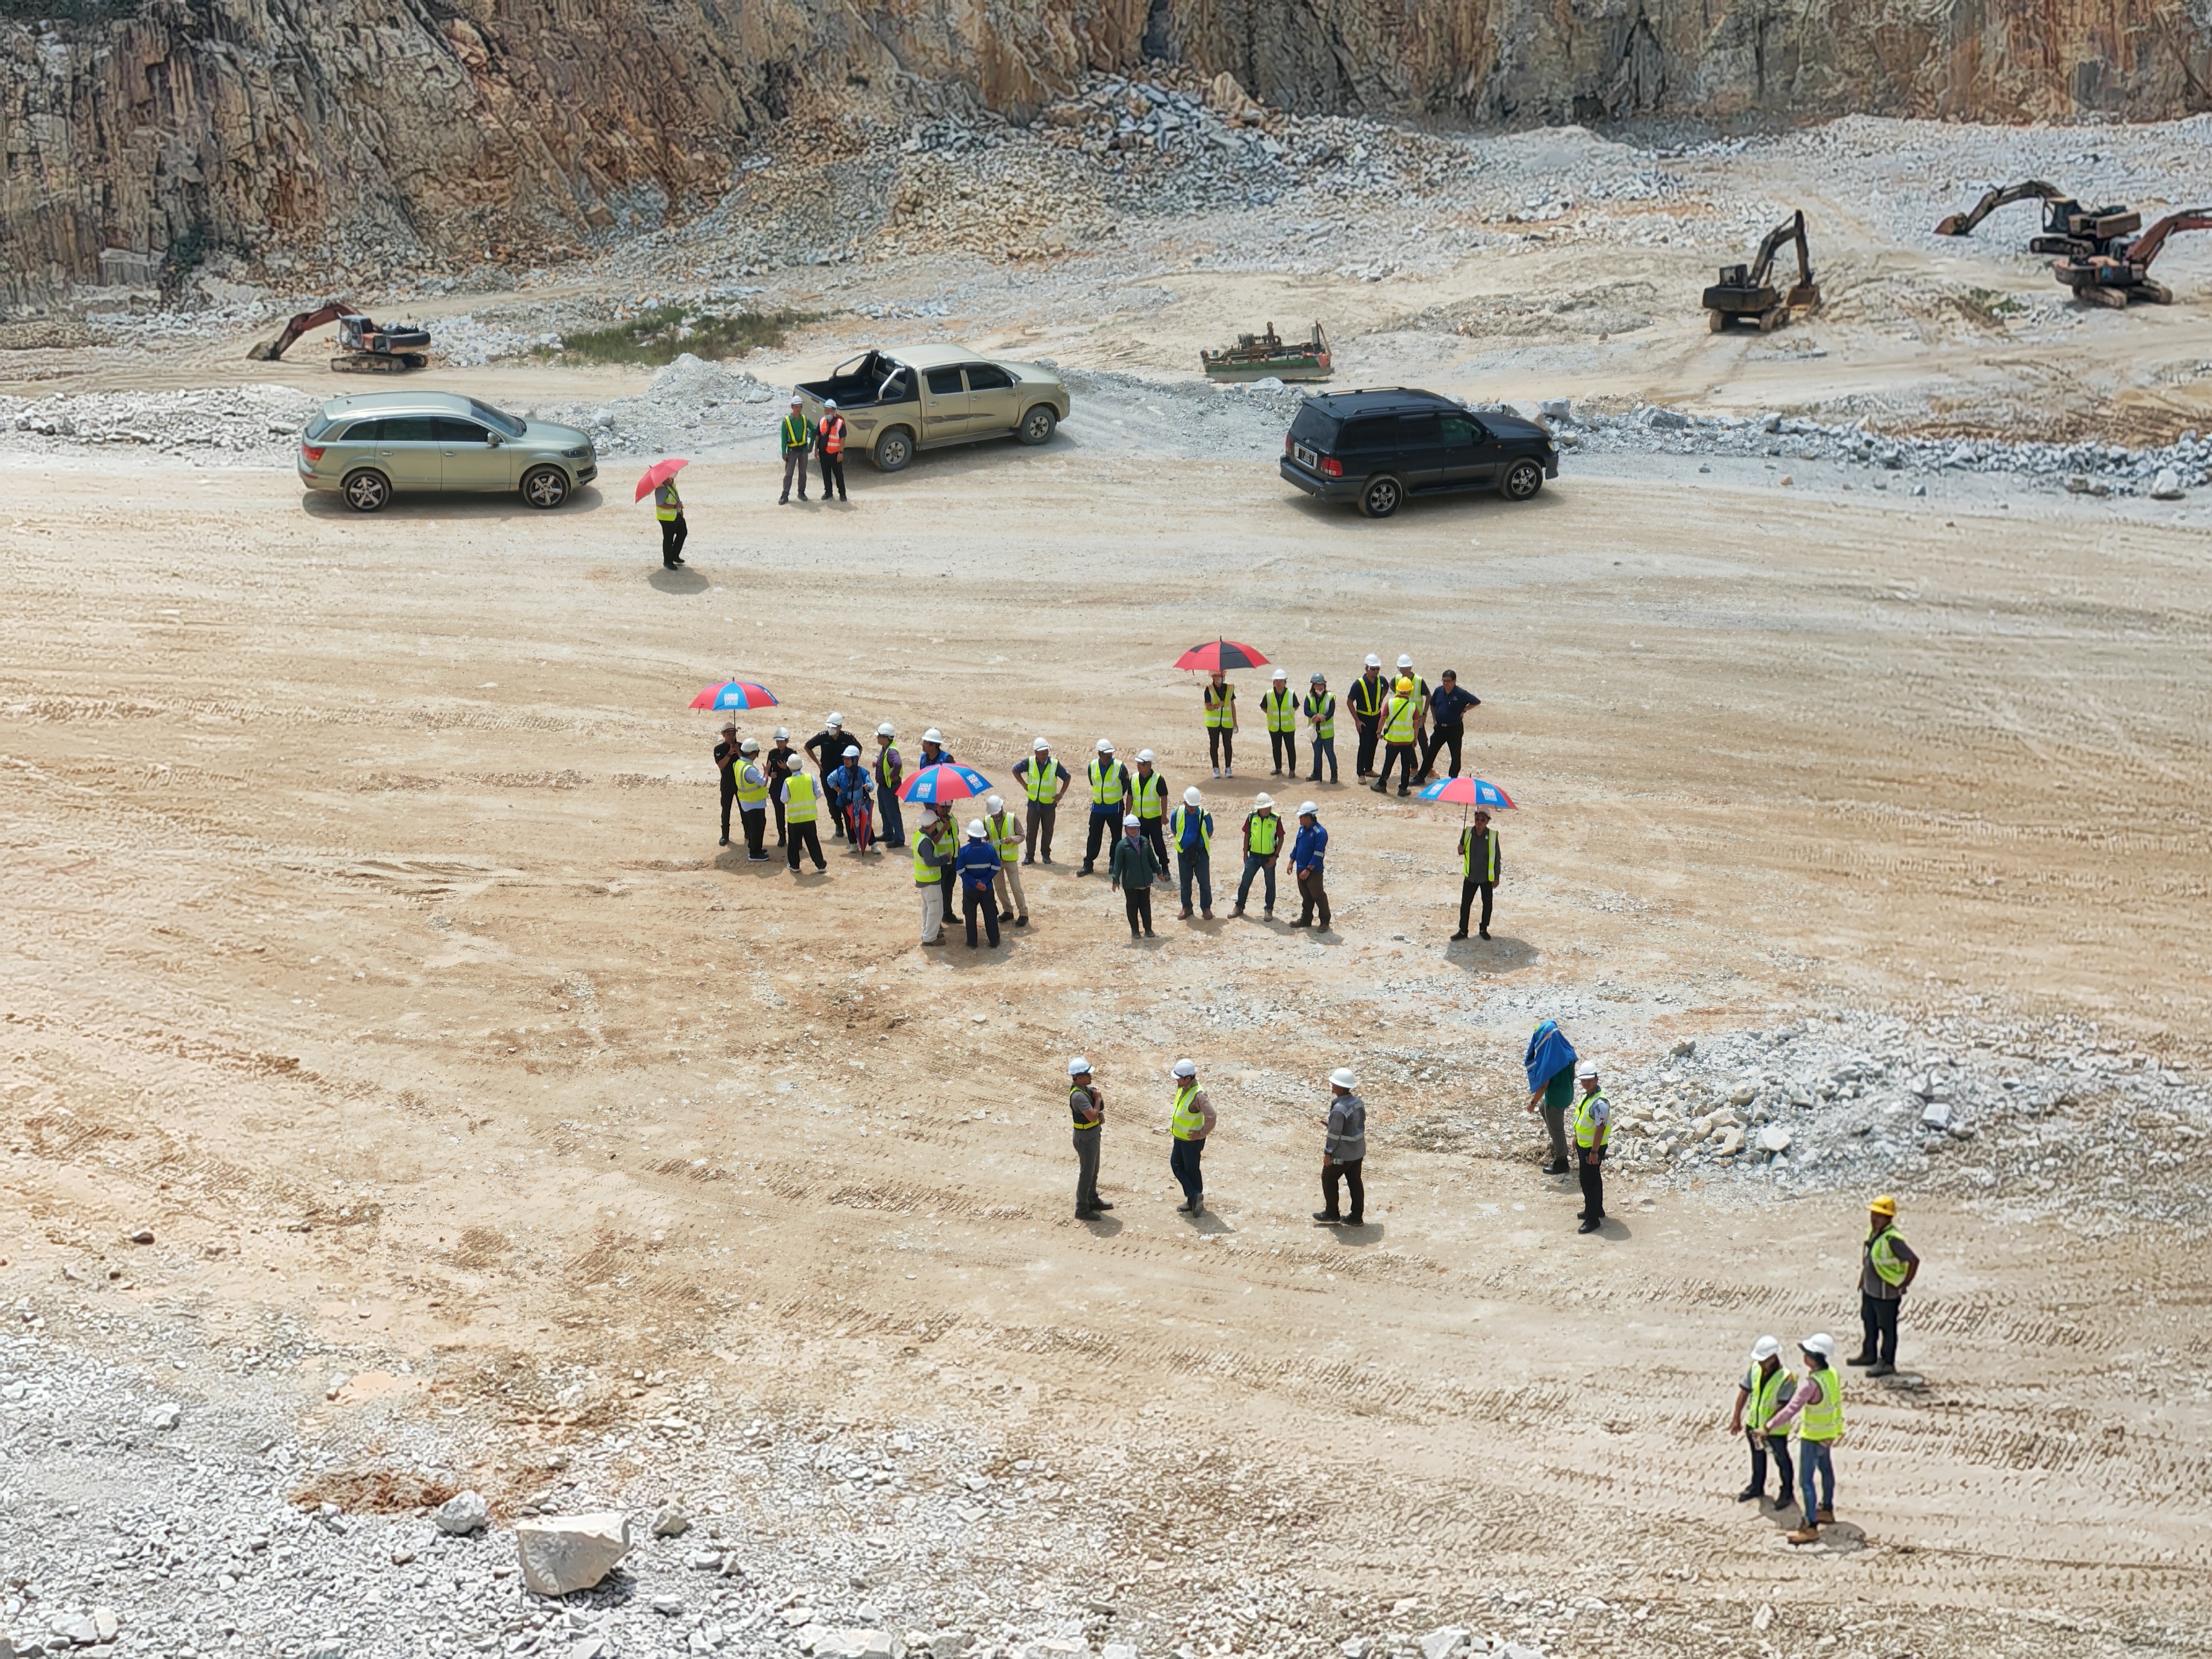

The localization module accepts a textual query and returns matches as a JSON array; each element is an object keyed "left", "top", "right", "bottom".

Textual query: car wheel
[
  {"left": 1502, "top": 458, "right": 1545, "bottom": 501},
  {"left": 1359, "top": 475, "right": 1404, "bottom": 518},
  {"left": 341, "top": 469, "right": 391, "bottom": 513},
  {"left": 1016, "top": 405, "right": 1058, "bottom": 446},
  {"left": 872, "top": 427, "right": 914, "bottom": 472},
  {"left": 521, "top": 466, "right": 570, "bottom": 509}
]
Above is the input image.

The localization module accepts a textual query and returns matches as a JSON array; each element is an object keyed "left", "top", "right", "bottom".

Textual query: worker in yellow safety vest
[
  {"left": 1014, "top": 738, "right": 1070, "bottom": 865},
  {"left": 779, "top": 396, "right": 811, "bottom": 503},
  {"left": 1454, "top": 808, "right": 1500, "bottom": 940},
  {"left": 985, "top": 793, "right": 1029, "bottom": 928},
  {"left": 1571, "top": 1060, "right": 1610, "bottom": 1234},
  {"left": 1232, "top": 793, "right": 1284, "bottom": 919},
  {"left": 912, "top": 806, "right": 957, "bottom": 944},
  {"left": 1261, "top": 668, "right": 1299, "bottom": 777},
  {"left": 780, "top": 765, "right": 827, "bottom": 873},
  {"left": 1728, "top": 1334, "right": 1798, "bottom": 1511},
  {"left": 1768, "top": 1332, "right": 1845, "bottom": 1542},
  {"left": 654, "top": 472, "right": 687, "bottom": 568},
  {"left": 733, "top": 737, "right": 771, "bottom": 863},
  {"left": 1166, "top": 1057, "right": 1216, "bottom": 1216},
  {"left": 1080, "top": 739, "right": 1132, "bottom": 877},
  {"left": 1371, "top": 676, "right": 1420, "bottom": 796},
  {"left": 1304, "top": 672, "right": 1338, "bottom": 783},
  {"left": 1204, "top": 672, "right": 1237, "bottom": 778},
  {"left": 1171, "top": 787, "right": 1215, "bottom": 919},
  {"left": 1346, "top": 654, "right": 1387, "bottom": 778},
  {"left": 1851, "top": 1194, "right": 1920, "bottom": 1376}
]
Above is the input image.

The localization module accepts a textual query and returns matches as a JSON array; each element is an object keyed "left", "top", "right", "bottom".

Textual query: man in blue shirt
[
  {"left": 1290, "top": 802, "right": 1330, "bottom": 930},
  {"left": 955, "top": 819, "right": 1003, "bottom": 949},
  {"left": 1413, "top": 669, "right": 1482, "bottom": 784},
  {"left": 1171, "top": 787, "right": 1215, "bottom": 921}
]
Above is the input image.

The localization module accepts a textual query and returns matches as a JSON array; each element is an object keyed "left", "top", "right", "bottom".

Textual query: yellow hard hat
[
  {"left": 1395, "top": 676, "right": 1414, "bottom": 693},
  {"left": 1868, "top": 1194, "right": 1898, "bottom": 1216}
]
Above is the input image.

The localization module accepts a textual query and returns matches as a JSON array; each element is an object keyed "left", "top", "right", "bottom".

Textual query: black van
[{"left": 1279, "top": 388, "right": 1558, "bottom": 518}]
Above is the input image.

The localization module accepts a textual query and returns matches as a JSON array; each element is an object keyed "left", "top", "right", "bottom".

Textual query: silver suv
[{"left": 297, "top": 391, "right": 597, "bottom": 512}]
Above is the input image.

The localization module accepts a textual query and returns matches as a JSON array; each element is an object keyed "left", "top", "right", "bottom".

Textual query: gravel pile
[
  {"left": 525, "top": 353, "right": 785, "bottom": 461},
  {"left": 0, "top": 385, "right": 317, "bottom": 462}
]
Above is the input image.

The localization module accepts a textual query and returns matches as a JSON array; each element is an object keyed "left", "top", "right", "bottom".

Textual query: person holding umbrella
[
  {"left": 912, "top": 805, "right": 953, "bottom": 945},
  {"left": 638, "top": 460, "right": 688, "bottom": 568},
  {"left": 1204, "top": 669, "right": 1238, "bottom": 777},
  {"left": 1455, "top": 807, "right": 1500, "bottom": 939},
  {"left": 713, "top": 721, "right": 743, "bottom": 847},
  {"left": 918, "top": 728, "right": 956, "bottom": 768},
  {"left": 831, "top": 744, "right": 875, "bottom": 854},
  {"left": 1166, "top": 1058, "right": 1215, "bottom": 1216},
  {"left": 873, "top": 724, "right": 906, "bottom": 850},
  {"left": 956, "top": 819, "right": 1003, "bottom": 949},
  {"left": 778, "top": 396, "right": 811, "bottom": 504}
]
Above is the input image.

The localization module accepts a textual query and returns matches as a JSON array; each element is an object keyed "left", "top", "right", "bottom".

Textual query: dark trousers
[
  {"left": 1353, "top": 716, "right": 1379, "bottom": 776},
  {"left": 962, "top": 884, "right": 1001, "bottom": 947},
  {"left": 771, "top": 788, "right": 786, "bottom": 844},
  {"left": 741, "top": 806, "right": 766, "bottom": 859},
  {"left": 819, "top": 451, "right": 846, "bottom": 499},
  {"left": 1141, "top": 816, "right": 1170, "bottom": 881},
  {"left": 1082, "top": 808, "right": 1119, "bottom": 871},
  {"left": 1309, "top": 736, "right": 1337, "bottom": 782},
  {"left": 1578, "top": 1150, "right": 1606, "bottom": 1221},
  {"left": 1170, "top": 1136, "right": 1204, "bottom": 1204},
  {"left": 1860, "top": 1293, "right": 1901, "bottom": 1365},
  {"left": 1296, "top": 867, "right": 1330, "bottom": 927},
  {"left": 1268, "top": 730, "right": 1297, "bottom": 774},
  {"left": 1374, "top": 742, "right": 1418, "bottom": 792},
  {"left": 1124, "top": 886, "right": 1153, "bottom": 936},
  {"left": 1749, "top": 1436, "right": 1795, "bottom": 1502},
  {"left": 781, "top": 450, "right": 809, "bottom": 499},
  {"left": 1025, "top": 802, "right": 1056, "bottom": 862},
  {"left": 1459, "top": 879, "right": 1494, "bottom": 935},
  {"left": 786, "top": 820, "right": 824, "bottom": 870},
  {"left": 1073, "top": 1127, "right": 1102, "bottom": 1214},
  {"left": 1417, "top": 723, "right": 1463, "bottom": 781},
  {"left": 661, "top": 515, "right": 687, "bottom": 565},
  {"left": 1321, "top": 1157, "right": 1364, "bottom": 1221},
  {"left": 877, "top": 792, "right": 904, "bottom": 848},
  {"left": 1235, "top": 855, "right": 1276, "bottom": 913},
  {"left": 719, "top": 780, "right": 737, "bottom": 842},
  {"left": 1207, "top": 727, "right": 1234, "bottom": 769},
  {"left": 1178, "top": 850, "right": 1212, "bottom": 913}
]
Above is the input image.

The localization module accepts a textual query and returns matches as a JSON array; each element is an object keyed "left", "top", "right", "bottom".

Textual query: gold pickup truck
[{"left": 795, "top": 345, "right": 1070, "bottom": 472}]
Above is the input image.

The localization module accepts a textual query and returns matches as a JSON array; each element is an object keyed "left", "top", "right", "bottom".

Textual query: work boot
[
  {"left": 1544, "top": 1160, "right": 1570, "bottom": 1175},
  {"left": 1311, "top": 1211, "right": 1341, "bottom": 1224},
  {"left": 1818, "top": 1507, "right": 1836, "bottom": 1524},
  {"left": 1577, "top": 1218, "right": 1599, "bottom": 1234},
  {"left": 1015, "top": 916, "right": 1030, "bottom": 928},
  {"left": 1230, "top": 905, "right": 1245, "bottom": 917},
  {"left": 1786, "top": 1526, "right": 1819, "bottom": 1546},
  {"left": 1451, "top": 929, "right": 1468, "bottom": 939},
  {"left": 1736, "top": 1486, "right": 1762, "bottom": 1503},
  {"left": 1846, "top": 1353, "right": 1876, "bottom": 1368},
  {"left": 1177, "top": 908, "right": 1194, "bottom": 919},
  {"left": 1201, "top": 909, "right": 1213, "bottom": 919},
  {"left": 1479, "top": 927, "right": 1490, "bottom": 939},
  {"left": 1094, "top": 1200, "right": 1114, "bottom": 1210},
  {"left": 1867, "top": 1362, "right": 1895, "bottom": 1378}
]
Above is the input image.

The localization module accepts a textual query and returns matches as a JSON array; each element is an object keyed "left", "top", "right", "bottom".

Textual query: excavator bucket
[
  {"left": 1785, "top": 281, "right": 1822, "bottom": 312},
  {"left": 1933, "top": 212, "right": 1971, "bottom": 236},
  {"left": 245, "top": 337, "right": 283, "bottom": 362}
]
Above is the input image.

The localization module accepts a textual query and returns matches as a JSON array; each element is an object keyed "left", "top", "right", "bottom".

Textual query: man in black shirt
[
  {"left": 1414, "top": 670, "right": 1481, "bottom": 784},
  {"left": 804, "top": 713, "right": 850, "bottom": 840},
  {"left": 765, "top": 727, "right": 800, "bottom": 845},
  {"left": 712, "top": 721, "right": 743, "bottom": 845}
]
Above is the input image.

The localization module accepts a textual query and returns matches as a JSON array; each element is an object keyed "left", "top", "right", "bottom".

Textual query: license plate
[{"left": 1294, "top": 444, "right": 1318, "bottom": 469}]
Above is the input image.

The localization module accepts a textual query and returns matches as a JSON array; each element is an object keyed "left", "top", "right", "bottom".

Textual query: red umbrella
[
  {"left": 1174, "top": 639, "right": 1271, "bottom": 672},
  {"left": 634, "top": 458, "right": 690, "bottom": 502},
  {"left": 688, "top": 679, "right": 778, "bottom": 710}
]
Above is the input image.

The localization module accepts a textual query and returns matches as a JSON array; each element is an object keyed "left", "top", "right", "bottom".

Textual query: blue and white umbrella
[{"left": 899, "top": 763, "right": 994, "bottom": 806}]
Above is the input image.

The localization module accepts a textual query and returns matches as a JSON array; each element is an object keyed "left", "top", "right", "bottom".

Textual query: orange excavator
[
  {"left": 2051, "top": 208, "right": 2212, "bottom": 307},
  {"left": 1934, "top": 180, "right": 2140, "bottom": 259},
  {"left": 247, "top": 301, "right": 431, "bottom": 371}
]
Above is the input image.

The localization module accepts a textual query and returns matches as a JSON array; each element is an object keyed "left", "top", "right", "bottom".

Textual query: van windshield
[{"left": 469, "top": 399, "right": 526, "bottom": 437}]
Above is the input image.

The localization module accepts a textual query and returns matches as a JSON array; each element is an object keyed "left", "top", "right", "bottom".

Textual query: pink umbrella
[{"left": 635, "top": 458, "right": 690, "bottom": 502}]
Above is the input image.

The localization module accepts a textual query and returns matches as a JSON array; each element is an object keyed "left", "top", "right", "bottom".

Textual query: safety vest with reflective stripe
[
  {"left": 1794, "top": 1367, "right": 1844, "bottom": 1442},
  {"left": 1304, "top": 691, "right": 1335, "bottom": 740},
  {"left": 1132, "top": 772, "right": 1165, "bottom": 819},
  {"left": 780, "top": 414, "right": 809, "bottom": 452},
  {"left": 1346, "top": 675, "right": 1385, "bottom": 719},
  {"left": 1747, "top": 1364, "right": 1796, "bottom": 1435},
  {"left": 1247, "top": 813, "right": 1281, "bottom": 856},
  {"left": 1462, "top": 825, "right": 1499, "bottom": 882},
  {"left": 820, "top": 415, "right": 845, "bottom": 455},
  {"left": 1867, "top": 1225, "right": 1911, "bottom": 1286},
  {"left": 734, "top": 763, "right": 769, "bottom": 809},
  {"left": 875, "top": 746, "right": 901, "bottom": 792},
  {"left": 1070, "top": 1085, "right": 1102, "bottom": 1130},
  {"left": 912, "top": 822, "right": 955, "bottom": 887},
  {"left": 1261, "top": 689, "right": 1297, "bottom": 733},
  {"left": 1383, "top": 693, "right": 1418, "bottom": 744},
  {"left": 1170, "top": 1082, "right": 1206, "bottom": 1139},
  {"left": 1023, "top": 759, "right": 1060, "bottom": 803},
  {"left": 783, "top": 771, "right": 820, "bottom": 823},
  {"left": 654, "top": 481, "right": 682, "bottom": 522},
  {"left": 988, "top": 810, "right": 1021, "bottom": 860},
  {"left": 1572, "top": 1087, "right": 1609, "bottom": 1149},
  {"left": 1087, "top": 759, "right": 1127, "bottom": 807},
  {"left": 1204, "top": 683, "right": 1235, "bottom": 729},
  {"left": 1170, "top": 805, "right": 1211, "bottom": 854}
]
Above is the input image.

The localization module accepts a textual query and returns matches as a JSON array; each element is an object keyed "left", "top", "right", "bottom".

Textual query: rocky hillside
[{"left": 3, "top": 0, "right": 2209, "bottom": 304}]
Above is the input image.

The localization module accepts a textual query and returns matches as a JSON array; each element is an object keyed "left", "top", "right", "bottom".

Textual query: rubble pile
[{"left": 0, "top": 385, "right": 316, "bottom": 461}]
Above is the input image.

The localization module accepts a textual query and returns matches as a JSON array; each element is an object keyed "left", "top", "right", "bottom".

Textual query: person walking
[
  {"left": 1109, "top": 813, "right": 1159, "bottom": 939},
  {"left": 1068, "top": 1057, "right": 1112, "bottom": 1218},
  {"left": 1130, "top": 751, "right": 1171, "bottom": 884},
  {"left": 1313, "top": 1067, "right": 1365, "bottom": 1224},
  {"left": 831, "top": 744, "right": 874, "bottom": 854},
  {"left": 1454, "top": 808, "right": 1500, "bottom": 939},
  {"left": 713, "top": 721, "right": 743, "bottom": 846},
  {"left": 816, "top": 399, "right": 849, "bottom": 503},
  {"left": 780, "top": 764, "right": 828, "bottom": 873},
  {"left": 1261, "top": 669, "right": 1299, "bottom": 777},
  {"left": 984, "top": 794, "right": 1029, "bottom": 928},
  {"left": 1372, "top": 677, "right": 1420, "bottom": 795},
  {"left": 654, "top": 472, "right": 687, "bottom": 568},
  {"left": 912, "top": 808, "right": 952, "bottom": 945},
  {"left": 956, "top": 819, "right": 1003, "bottom": 949},
  {"left": 1523, "top": 1018, "right": 1577, "bottom": 1175},
  {"left": 1769, "top": 1334, "right": 1845, "bottom": 1543},
  {"left": 1290, "top": 802, "right": 1330, "bottom": 929},
  {"left": 805, "top": 714, "right": 851, "bottom": 841},
  {"left": 1850, "top": 1195, "right": 1920, "bottom": 1378},
  {"left": 873, "top": 724, "right": 906, "bottom": 849},
  {"left": 1304, "top": 673, "right": 1338, "bottom": 783},
  {"left": 1414, "top": 669, "right": 1481, "bottom": 784},
  {"left": 1171, "top": 788, "right": 1215, "bottom": 919},
  {"left": 1079, "top": 740, "right": 1132, "bottom": 876},
  {"left": 1203, "top": 670, "right": 1237, "bottom": 777},
  {"left": 1232, "top": 793, "right": 1283, "bottom": 919},
  {"left": 1167, "top": 1058, "right": 1215, "bottom": 1215},
  {"left": 778, "top": 396, "right": 811, "bottom": 503},
  {"left": 1015, "top": 738, "right": 1070, "bottom": 864},
  {"left": 765, "top": 727, "right": 799, "bottom": 847},
  {"left": 1346, "top": 654, "right": 1386, "bottom": 779},
  {"left": 1571, "top": 1060, "right": 1610, "bottom": 1233},
  {"left": 1729, "top": 1335, "right": 1798, "bottom": 1510},
  {"left": 734, "top": 738, "right": 771, "bottom": 862}
]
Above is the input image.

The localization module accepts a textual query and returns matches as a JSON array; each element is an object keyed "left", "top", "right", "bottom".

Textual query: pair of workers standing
[{"left": 777, "top": 396, "right": 850, "bottom": 504}]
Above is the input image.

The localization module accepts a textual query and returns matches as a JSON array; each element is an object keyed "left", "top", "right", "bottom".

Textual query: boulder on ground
[
  {"left": 434, "top": 1490, "right": 489, "bottom": 1534},
  {"left": 516, "top": 1511, "right": 631, "bottom": 1595}
]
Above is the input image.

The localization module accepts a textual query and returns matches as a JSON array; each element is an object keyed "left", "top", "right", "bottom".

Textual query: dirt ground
[{"left": 4, "top": 386, "right": 2211, "bottom": 1657}]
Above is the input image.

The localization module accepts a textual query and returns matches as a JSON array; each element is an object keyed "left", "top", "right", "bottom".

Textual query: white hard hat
[
  {"left": 966, "top": 819, "right": 985, "bottom": 839},
  {"left": 790, "top": 394, "right": 803, "bottom": 405},
  {"left": 1329, "top": 1067, "right": 1357, "bottom": 1090},
  {"left": 842, "top": 744, "right": 860, "bottom": 757},
  {"left": 1068, "top": 1056, "right": 1092, "bottom": 1076},
  {"left": 1136, "top": 749, "right": 1155, "bottom": 763},
  {"left": 774, "top": 726, "right": 789, "bottom": 740},
  {"left": 1364, "top": 653, "right": 1382, "bottom": 668},
  {"left": 1183, "top": 786, "right": 1203, "bottom": 805},
  {"left": 1397, "top": 654, "right": 1414, "bottom": 669},
  {"left": 1576, "top": 1060, "right": 1599, "bottom": 1080},
  {"left": 1253, "top": 793, "right": 1274, "bottom": 809},
  {"left": 877, "top": 722, "right": 895, "bottom": 736},
  {"left": 1298, "top": 800, "right": 1318, "bottom": 816},
  {"left": 1172, "top": 1058, "right": 1197, "bottom": 1079},
  {"left": 1032, "top": 737, "right": 1051, "bottom": 751},
  {"left": 923, "top": 728, "right": 944, "bottom": 743},
  {"left": 1750, "top": 1335, "right": 1781, "bottom": 1363},
  {"left": 1801, "top": 1332, "right": 1835, "bottom": 1359},
  {"left": 986, "top": 794, "right": 1003, "bottom": 810},
  {"left": 827, "top": 713, "right": 844, "bottom": 727},
  {"left": 1123, "top": 813, "right": 1140, "bottom": 827},
  {"left": 740, "top": 738, "right": 760, "bottom": 754},
  {"left": 1096, "top": 738, "right": 1114, "bottom": 752},
  {"left": 1272, "top": 668, "right": 1287, "bottom": 680},
  {"left": 824, "top": 398, "right": 839, "bottom": 409}
]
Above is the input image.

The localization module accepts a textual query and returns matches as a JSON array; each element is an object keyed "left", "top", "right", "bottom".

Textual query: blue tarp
[{"left": 1523, "top": 1019, "right": 1577, "bottom": 1093}]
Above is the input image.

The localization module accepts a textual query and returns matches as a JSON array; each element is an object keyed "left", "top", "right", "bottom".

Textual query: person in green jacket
[
  {"left": 778, "top": 396, "right": 810, "bottom": 504},
  {"left": 1109, "top": 812, "right": 1160, "bottom": 939}
]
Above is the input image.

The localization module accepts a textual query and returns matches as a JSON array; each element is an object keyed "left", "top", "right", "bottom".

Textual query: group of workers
[
  {"left": 1191, "top": 656, "right": 1480, "bottom": 792},
  {"left": 777, "top": 396, "right": 849, "bottom": 504}
]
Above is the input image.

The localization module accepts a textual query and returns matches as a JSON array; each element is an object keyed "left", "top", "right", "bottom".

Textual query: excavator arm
[
  {"left": 246, "top": 300, "right": 359, "bottom": 362},
  {"left": 1935, "top": 181, "right": 2064, "bottom": 237},
  {"left": 1746, "top": 211, "right": 1814, "bottom": 292},
  {"left": 2119, "top": 210, "right": 2212, "bottom": 271}
]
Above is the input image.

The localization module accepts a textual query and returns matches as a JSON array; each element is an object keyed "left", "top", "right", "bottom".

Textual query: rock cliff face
[{"left": 3, "top": 0, "right": 2209, "bottom": 303}]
